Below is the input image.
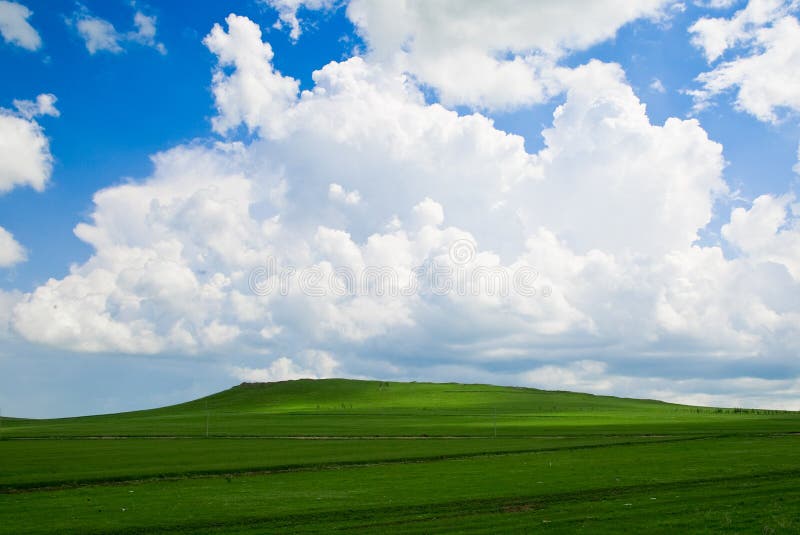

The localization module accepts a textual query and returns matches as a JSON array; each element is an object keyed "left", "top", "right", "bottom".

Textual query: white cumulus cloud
[
  {"left": 204, "top": 14, "right": 299, "bottom": 137},
  {"left": 343, "top": 0, "right": 674, "bottom": 109},
  {"left": 0, "top": 99, "right": 55, "bottom": 194},
  {"left": 0, "top": 1, "right": 41, "bottom": 50}
]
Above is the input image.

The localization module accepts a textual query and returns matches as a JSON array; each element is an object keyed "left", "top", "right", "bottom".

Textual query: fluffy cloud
[
  {"left": 8, "top": 13, "right": 800, "bottom": 408},
  {"left": 70, "top": 6, "right": 166, "bottom": 55},
  {"left": 204, "top": 14, "right": 299, "bottom": 137},
  {"left": 0, "top": 1, "right": 40, "bottom": 51},
  {"left": 690, "top": 1, "right": 800, "bottom": 121},
  {"left": 74, "top": 14, "right": 121, "bottom": 54},
  {"left": 13, "top": 93, "right": 59, "bottom": 119},
  {"left": 0, "top": 226, "right": 26, "bottom": 267},
  {"left": 722, "top": 194, "right": 800, "bottom": 279},
  {"left": 230, "top": 350, "right": 339, "bottom": 382},
  {"left": 524, "top": 61, "right": 727, "bottom": 256},
  {"left": 343, "top": 0, "right": 673, "bottom": 109},
  {"left": 0, "top": 99, "right": 55, "bottom": 194},
  {"left": 12, "top": 142, "right": 262, "bottom": 353}
]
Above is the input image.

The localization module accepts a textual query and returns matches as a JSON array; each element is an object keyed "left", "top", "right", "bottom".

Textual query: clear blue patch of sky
[{"left": 0, "top": 341, "right": 235, "bottom": 417}]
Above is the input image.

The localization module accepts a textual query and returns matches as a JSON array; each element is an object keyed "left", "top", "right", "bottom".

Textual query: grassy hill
[
  {"left": 1, "top": 379, "right": 799, "bottom": 533},
  {"left": 2, "top": 378, "right": 795, "bottom": 438}
]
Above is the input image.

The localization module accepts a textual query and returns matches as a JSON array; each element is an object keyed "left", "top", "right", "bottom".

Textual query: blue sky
[{"left": 2, "top": 0, "right": 800, "bottom": 417}]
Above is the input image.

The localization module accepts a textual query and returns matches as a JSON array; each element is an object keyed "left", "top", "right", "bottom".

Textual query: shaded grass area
[{"left": 1, "top": 379, "right": 799, "bottom": 533}]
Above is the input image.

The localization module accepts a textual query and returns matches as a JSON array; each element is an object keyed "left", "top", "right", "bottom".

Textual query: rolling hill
[{"left": 2, "top": 378, "right": 795, "bottom": 438}]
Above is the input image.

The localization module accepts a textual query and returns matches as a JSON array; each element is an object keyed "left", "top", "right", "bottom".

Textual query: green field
[{"left": 1, "top": 379, "right": 799, "bottom": 533}]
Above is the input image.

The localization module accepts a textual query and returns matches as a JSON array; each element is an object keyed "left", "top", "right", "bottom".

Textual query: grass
[{"left": 1, "top": 378, "right": 798, "bottom": 533}]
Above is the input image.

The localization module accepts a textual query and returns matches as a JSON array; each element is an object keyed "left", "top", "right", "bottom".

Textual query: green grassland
[{"left": 1, "top": 379, "right": 798, "bottom": 533}]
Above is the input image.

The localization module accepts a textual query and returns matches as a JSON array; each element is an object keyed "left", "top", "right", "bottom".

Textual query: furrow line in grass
[
  {"left": 0, "top": 434, "right": 678, "bottom": 440},
  {"left": 0, "top": 435, "right": 711, "bottom": 493},
  {"left": 4, "top": 430, "right": 798, "bottom": 440}
]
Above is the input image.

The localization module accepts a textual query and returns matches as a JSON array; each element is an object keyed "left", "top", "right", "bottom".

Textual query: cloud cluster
[
  {"left": 519, "top": 361, "right": 800, "bottom": 410},
  {"left": 0, "top": 93, "right": 57, "bottom": 268},
  {"left": 352, "top": 0, "right": 676, "bottom": 109},
  {"left": 0, "top": 0, "right": 40, "bottom": 51},
  {"left": 6, "top": 10, "right": 800, "bottom": 407},
  {"left": 267, "top": 0, "right": 673, "bottom": 110},
  {"left": 13, "top": 93, "right": 59, "bottom": 120},
  {"left": 70, "top": 5, "right": 166, "bottom": 55},
  {"left": 0, "top": 95, "right": 56, "bottom": 194},
  {"left": 690, "top": 0, "right": 793, "bottom": 62},
  {"left": 690, "top": 0, "right": 800, "bottom": 121}
]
